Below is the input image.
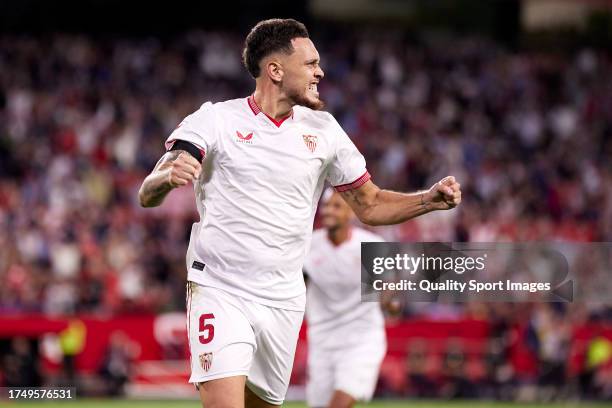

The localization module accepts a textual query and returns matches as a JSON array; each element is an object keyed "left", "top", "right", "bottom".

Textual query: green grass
[{"left": 2, "top": 400, "right": 611, "bottom": 408}]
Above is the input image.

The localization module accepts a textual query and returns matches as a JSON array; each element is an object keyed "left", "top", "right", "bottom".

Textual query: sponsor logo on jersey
[
  {"left": 199, "top": 352, "right": 213, "bottom": 372},
  {"left": 236, "top": 131, "right": 254, "bottom": 145},
  {"left": 303, "top": 135, "right": 318, "bottom": 153}
]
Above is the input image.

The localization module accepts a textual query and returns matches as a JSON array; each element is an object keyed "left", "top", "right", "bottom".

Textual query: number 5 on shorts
[{"left": 199, "top": 313, "right": 215, "bottom": 344}]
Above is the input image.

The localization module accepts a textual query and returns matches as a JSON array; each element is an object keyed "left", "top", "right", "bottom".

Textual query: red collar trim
[
  {"left": 247, "top": 94, "right": 261, "bottom": 115},
  {"left": 247, "top": 95, "right": 293, "bottom": 128}
]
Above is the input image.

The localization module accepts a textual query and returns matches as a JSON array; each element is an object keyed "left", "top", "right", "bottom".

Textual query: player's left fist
[{"left": 422, "top": 176, "right": 461, "bottom": 210}]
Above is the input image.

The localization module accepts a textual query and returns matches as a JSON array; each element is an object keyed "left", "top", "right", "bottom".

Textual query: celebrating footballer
[{"left": 139, "top": 18, "right": 461, "bottom": 408}]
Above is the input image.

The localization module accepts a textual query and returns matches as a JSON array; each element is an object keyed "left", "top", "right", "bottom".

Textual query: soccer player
[
  {"left": 138, "top": 18, "right": 461, "bottom": 408},
  {"left": 303, "top": 189, "right": 392, "bottom": 408}
]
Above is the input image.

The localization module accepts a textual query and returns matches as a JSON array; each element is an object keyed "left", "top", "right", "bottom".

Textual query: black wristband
[{"left": 169, "top": 140, "right": 203, "bottom": 162}]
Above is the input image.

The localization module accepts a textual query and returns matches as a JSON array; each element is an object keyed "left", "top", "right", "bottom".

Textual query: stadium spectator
[
  {"left": 0, "top": 337, "right": 41, "bottom": 387},
  {"left": 98, "top": 331, "right": 139, "bottom": 396}
]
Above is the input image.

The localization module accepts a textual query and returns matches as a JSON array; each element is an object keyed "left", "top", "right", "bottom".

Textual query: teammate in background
[
  {"left": 138, "top": 18, "right": 461, "bottom": 408},
  {"left": 304, "top": 190, "right": 395, "bottom": 408}
]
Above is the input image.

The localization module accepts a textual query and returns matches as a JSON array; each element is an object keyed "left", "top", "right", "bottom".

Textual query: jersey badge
[
  {"left": 303, "top": 135, "right": 318, "bottom": 153},
  {"left": 199, "top": 352, "right": 213, "bottom": 372}
]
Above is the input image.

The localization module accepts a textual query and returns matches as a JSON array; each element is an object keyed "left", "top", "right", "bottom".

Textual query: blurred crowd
[
  {"left": 0, "top": 32, "right": 251, "bottom": 314},
  {"left": 0, "top": 28, "right": 611, "bottom": 398},
  {"left": 381, "top": 302, "right": 612, "bottom": 401},
  {"left": 1, "top": 29, "right": 610, "bottom": 315}
]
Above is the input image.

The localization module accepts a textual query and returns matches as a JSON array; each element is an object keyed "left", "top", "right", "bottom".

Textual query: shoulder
[
  {"left": 186, "top": 98, "right": 246, "bottom": 127},
  {"left": 294, "top": 106, "right": 339, "bottom": 130},
  {"left": 352, "top": 227, "right": 385, "bottom": 243},
  {"left": 190, "top": 98, "right": 246, "bottom": 114},
  {"left": 204, "top": 98, "right": 246, "bottom": 115},
  {"left": 184, "top": 101, "right": 216, "bottom": 124},
  {"left": 213, "top": 97, "right": 246, "bottom": 110}
]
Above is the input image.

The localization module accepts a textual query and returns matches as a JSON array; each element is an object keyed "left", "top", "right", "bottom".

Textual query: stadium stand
[{"left": 1, "top": 28, "right": 611, "bottom": 399}]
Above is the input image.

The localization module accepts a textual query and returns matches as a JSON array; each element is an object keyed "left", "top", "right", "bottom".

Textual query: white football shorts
[
  {"left": 306, "top": 334, "right": 386, "bottom": 407},
  {"left": 186, "top": 282, "right": 304, "bottom": 405}
]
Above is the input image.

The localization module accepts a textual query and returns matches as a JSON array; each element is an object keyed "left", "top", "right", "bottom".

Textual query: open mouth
[{"left": 309, "top": 83, "right": 318, "bottom": 93}]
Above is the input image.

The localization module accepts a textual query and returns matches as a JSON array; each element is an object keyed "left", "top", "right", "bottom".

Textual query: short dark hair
[{"left": 242, "top": 18, "right": 309, "bottom": 78}]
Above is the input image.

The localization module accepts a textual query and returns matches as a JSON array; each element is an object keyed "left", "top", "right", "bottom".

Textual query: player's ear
[{"left": 265, "top": 60, "right": 283, "bottom": 83}]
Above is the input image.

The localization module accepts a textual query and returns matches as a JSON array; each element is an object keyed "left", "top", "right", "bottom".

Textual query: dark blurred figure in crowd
[
  {"left": 1, "top": 337, "right": 41, "bottom": 387},
  {"left": 405, "top": 339, "right": 439, "bottom": 398},
  {"left": 441, "top": 338, "right": 476, "bottom": 398},
  {"left": 98, "top": 331, "right": 139, "bottom": 396},
  {"left": 483, "top": 336, "right": 514, "bottom": 400},
  {"left": 482, "top": 304, "right": 515, "bottom": 400},
  {"left": 528, "top": 304, "right": 570, "bottom": 401}
]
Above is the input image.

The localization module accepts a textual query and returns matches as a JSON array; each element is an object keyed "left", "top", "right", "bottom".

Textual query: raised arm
[
  {"left": 339, "top": 176, "right": 461, "bottom": 226},
  {"left": 138, "top": 149, "right": 202, "bottom": 208}
]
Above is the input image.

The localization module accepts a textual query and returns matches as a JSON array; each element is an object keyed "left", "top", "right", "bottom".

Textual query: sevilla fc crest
[
  {"left": 199, "top": 352, "right": 213, "bottom": 372},
  {"left": 303, "top": 135, "right": 318, "bottom": 153}
]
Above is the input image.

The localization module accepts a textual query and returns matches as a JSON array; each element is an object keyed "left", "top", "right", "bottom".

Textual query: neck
[
  {"left": 253, "top": 82, "right": 293, "bottom": 120},
  {"left": 327, "top": 225, "right": 351, "bottom": 246}
]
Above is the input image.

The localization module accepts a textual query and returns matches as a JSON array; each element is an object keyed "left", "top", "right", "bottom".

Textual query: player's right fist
[{"left": 165, "top": 151, "right": 202, "bottom": 188}]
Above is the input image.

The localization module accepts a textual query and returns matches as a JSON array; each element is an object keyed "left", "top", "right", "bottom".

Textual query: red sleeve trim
[{"left": 334, "top": 170, "right": 371, "bottom": 192}]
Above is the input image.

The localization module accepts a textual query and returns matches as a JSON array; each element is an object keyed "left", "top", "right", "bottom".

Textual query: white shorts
[
  {"left": 306, "top": 336, "right": 386, "bottom": 407},
  {"left": 186, "top": 282, "right": 304, "bottom": 405}
]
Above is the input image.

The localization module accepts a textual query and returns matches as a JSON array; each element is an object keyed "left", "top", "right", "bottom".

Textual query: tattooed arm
[
  {"left": 138, "top": 150, "right": 202, "bottom": 208},
  {"left": 339, "top": 176, "right": 461, "bottom": 226}
]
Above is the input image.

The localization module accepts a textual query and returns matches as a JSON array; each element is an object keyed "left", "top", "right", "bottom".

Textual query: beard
[
  {"left": 322, "top": 218, "right": 340, "bottom": 231},
  {"left": 286, "top": 85, "right": 325, "bottom": 111}
]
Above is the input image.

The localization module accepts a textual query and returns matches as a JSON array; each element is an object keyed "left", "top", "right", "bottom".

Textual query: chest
[{"left": 214, "top": 118, "right": 332, "bottom": 184}]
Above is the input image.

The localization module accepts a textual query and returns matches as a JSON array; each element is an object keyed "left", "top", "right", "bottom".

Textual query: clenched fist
[
  {"left": 138, "top": 150, "right": 203, "bottom": 208},
  {"left": 422, "top": 176, "right": 461, "bottom": 210},
  {"left": 164, "top": 151, "right": 202, "bottom": 188}
]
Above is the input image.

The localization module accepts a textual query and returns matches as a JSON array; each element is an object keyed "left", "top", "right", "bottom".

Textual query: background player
[
  {"left": 304, "top": 190, "right": 395, "bottom": 408},
  {"left": 138, "top": 18, "right": 461, "bottom": 408}
]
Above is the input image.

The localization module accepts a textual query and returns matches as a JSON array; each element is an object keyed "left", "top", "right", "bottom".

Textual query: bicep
[
  {"left": 338, "top": 180, "right": 380, "bottom": 216},
  {"left": 165, "top": 101, "right": 216, "bottom": 154}
]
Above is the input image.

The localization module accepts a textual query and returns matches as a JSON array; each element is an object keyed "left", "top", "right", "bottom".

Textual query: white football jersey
[
  {"left": 304, "top": 227, "right": 385, "bottom": 348},
  {"left": 165, "top": 96, "right": 370, "bottom": 311}
]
